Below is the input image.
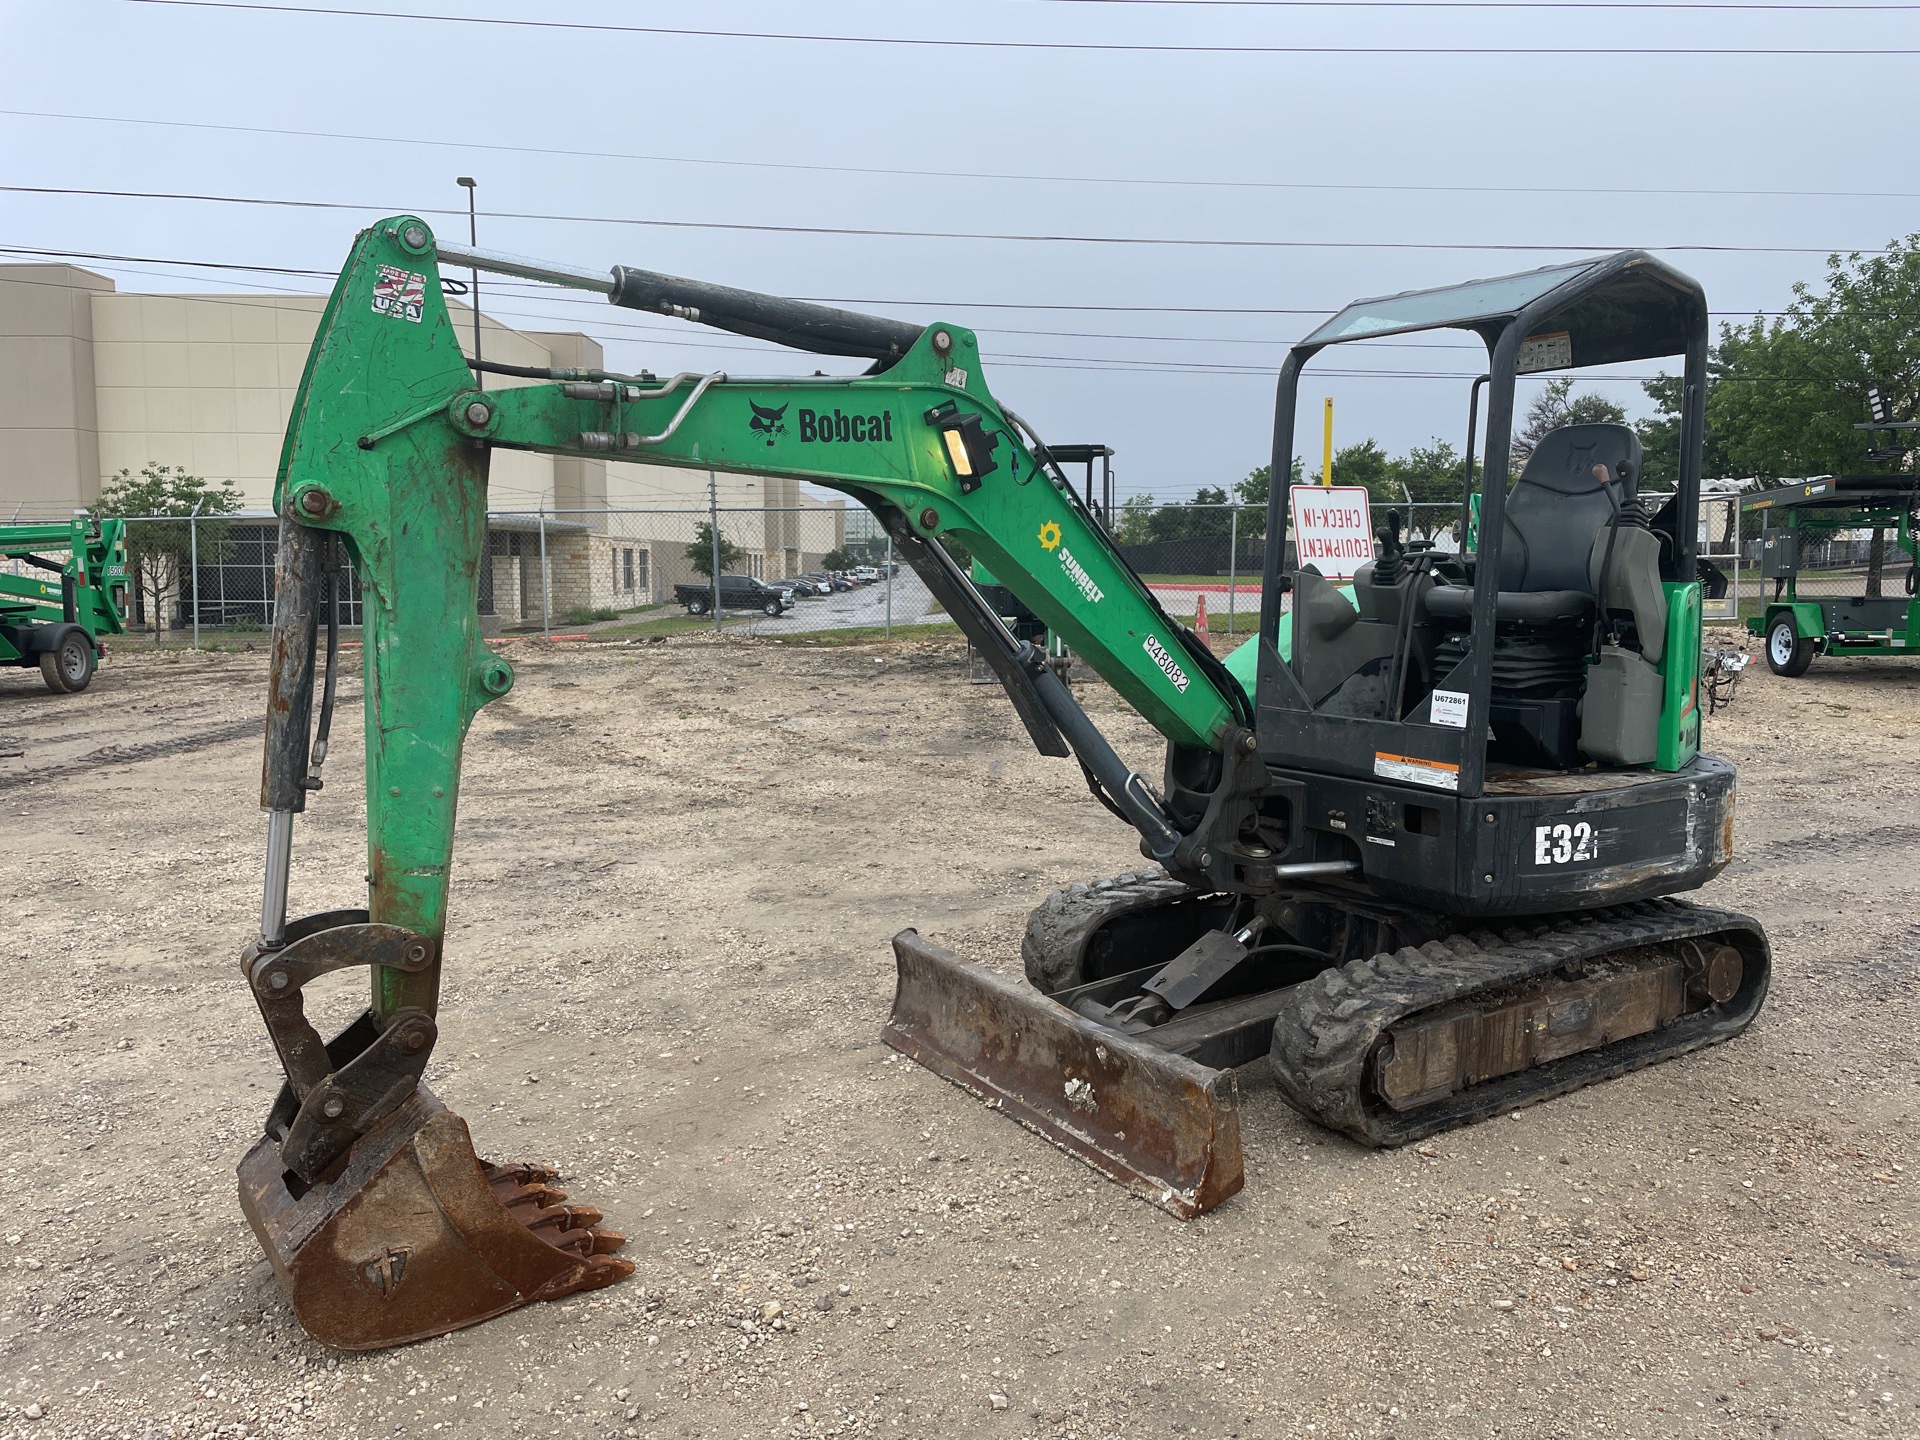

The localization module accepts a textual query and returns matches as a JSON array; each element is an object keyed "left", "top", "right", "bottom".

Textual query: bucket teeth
[
  {"left": 489, "top": 1179, "right": 570, "bottom": 1210},
  {"left": 482, "top": 1160, "right": 561, "bottom": 1186},
  {"left": 526, "top": 1203, "right": 605, "bottom": 1234}
]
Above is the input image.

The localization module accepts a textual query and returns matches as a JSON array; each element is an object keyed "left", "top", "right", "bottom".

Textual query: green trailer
[
  {"left": 1, "top": 513, "right": 129, "bottom": 692},
  {"left": 1743, "top": 475, "right": 1920, "bottom": 676}
]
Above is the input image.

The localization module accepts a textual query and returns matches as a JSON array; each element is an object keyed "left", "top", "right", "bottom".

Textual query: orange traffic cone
[{"left": 1195, "top": 592, "right": 1211, "bottom": 652}]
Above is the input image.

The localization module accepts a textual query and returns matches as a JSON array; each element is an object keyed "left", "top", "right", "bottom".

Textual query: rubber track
[
  {"left": 1267, "top": 897, "right": 1772, "bottom": 1147},
  {"left": 1020, "top": 868, "right": 1207, "bottom": 993}
]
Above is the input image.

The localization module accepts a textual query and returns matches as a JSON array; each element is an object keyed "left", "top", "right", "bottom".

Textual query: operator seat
[
  {"left": 1423, "top": 424, "right": 1643, "bottom": 767},
  {"left": 1425, "top": 423, "right": 1640, "bottom": 629}
]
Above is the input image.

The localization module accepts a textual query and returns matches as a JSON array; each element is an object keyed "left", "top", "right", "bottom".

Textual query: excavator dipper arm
[{"left": 241, "top": 217, "right": 1258, "bottom": 1347}]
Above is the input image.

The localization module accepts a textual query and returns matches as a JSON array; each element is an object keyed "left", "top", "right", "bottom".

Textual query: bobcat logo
[{"left": 748, "top": 401, "right": 789, "bottom": 445}]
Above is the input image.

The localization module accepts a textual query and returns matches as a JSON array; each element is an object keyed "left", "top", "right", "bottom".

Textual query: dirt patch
[{"left": 0, "top": 637, "right": 1915, "bottom": 1439}]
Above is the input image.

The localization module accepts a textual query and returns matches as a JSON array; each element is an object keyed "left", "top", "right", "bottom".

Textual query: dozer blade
[
  {"left": 238, "top": 1085, "right": 632, "bottom": 1350},
  {"left": 884, "top": 929, "right": 1243, "bottom": 1218}
]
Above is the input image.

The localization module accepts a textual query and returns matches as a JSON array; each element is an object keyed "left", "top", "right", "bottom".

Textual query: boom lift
[
  {"left": 1, "top": 513, "right": 127, "bottom": 693},
  {"left": 1746, "top": 476, "right": 1919, "bottom": 674},
  {"left": 241, "top": 219, "right": 1769, "bottom": 1349}
]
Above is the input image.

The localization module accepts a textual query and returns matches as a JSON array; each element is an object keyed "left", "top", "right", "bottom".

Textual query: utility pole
[
  {"left": 456, "top": 177, "right": 481, "bottom": 388},
  {"left": 707, "top": 471, "right": 723, "bottom": 634}
]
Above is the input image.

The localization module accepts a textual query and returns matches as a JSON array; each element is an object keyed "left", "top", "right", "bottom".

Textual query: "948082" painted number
[{"left": 1533, "top": 821, "right": 1597, "bottom": 866}]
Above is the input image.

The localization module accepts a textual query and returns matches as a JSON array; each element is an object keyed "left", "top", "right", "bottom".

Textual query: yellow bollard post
[{"left": 1321, "top": 397, "right": 1334, "bottom": 487}]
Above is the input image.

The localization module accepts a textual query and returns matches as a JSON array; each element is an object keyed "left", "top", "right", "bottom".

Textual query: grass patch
[{"left": 597, "top": 610, "right": 745, "bottom": 638}]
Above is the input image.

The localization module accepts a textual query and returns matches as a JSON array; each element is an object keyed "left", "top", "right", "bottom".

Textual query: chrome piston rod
[
  {"left": 433, "top": 240, "right": 614, "bottom": 295},
  {"left": 259, "top": 810, "right": 294, "bottom": 947}
]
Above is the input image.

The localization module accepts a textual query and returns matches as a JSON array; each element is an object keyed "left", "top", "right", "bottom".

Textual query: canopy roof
[{"left": 1302, "top": 250, "right": 1705, "bottom": 370}]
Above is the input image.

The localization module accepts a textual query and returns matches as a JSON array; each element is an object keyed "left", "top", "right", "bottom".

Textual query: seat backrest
[{"left": 1496, "top": 423, "right": 1640, "bottom": 593}]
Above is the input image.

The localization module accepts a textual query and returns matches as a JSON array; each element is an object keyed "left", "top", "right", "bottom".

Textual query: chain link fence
[
  {"left": 110, "top": 505, "right": 940, "bottom": 646},
  {"left": 101, "top": 498, "right": 1476, "bottom": 649},
  {"left": 102, "top": 493, "right": 1911, "bottom": 651},
  {"left": 1109, "top": 501, "right": 1470, "bottom": 639}
]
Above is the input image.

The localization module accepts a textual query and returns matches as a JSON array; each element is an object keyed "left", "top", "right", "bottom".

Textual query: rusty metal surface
[
  {"left": 238, "top": 1084, "right": 632, "bottom": 1350},
  {"left": 1373, "top": 951, "right": 1696, "bottom": 1111},
  {"left": 1269, "top": 899, "right": 1771, "bottom": 1146},
  {"left": 884, "top": 929, "right": 1243, "bottom": 1219},
  {"left": 244, "top": 920, "right": 432, "bottom": 1104}
]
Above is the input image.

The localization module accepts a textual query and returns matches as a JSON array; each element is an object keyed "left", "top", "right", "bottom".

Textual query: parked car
[
  {"left": 787, "top": 576, "right": 829, "bottom": 598},
  {"left": 850, "top": 565, "right": 881, "bottom": 584},
  {"left": 673, "top": 574, "right": 795, "bottom": 617}
]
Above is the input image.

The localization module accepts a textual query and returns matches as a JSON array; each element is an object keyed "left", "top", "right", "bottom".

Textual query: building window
[
  {"left": 633, "top": 548, "right": 650, "bottom": 596},
  {"left": 622, "top": 548, "right": 634, "bottom": 592}
]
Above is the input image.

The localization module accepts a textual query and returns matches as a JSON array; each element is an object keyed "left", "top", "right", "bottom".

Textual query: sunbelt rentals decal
[{"left": 1036, "top": 520, "right": 1104, "bottom": 606}]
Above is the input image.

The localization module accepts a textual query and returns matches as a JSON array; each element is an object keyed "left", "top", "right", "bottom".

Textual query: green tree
[
  {"left": 1315, "top": 438, "right": 1398, "bottom": 499},
  {"left": 821, "top": 547, "right": 853, "bottom": 571},
  {"left": 686, "top": 521, "right": 743, "bottom": 577},
  {"left": 1634, "top": 372, "right": 1732, "bottom": 490},
  {"left": 1510, "top": 378, "right": 1628, "bottom": 470},
  {"left": 1146, "top": 485, "right": 1234, "bottom": 543},
  {"left": 1115, "top": 493, "right": 1157, "bottom": 545},
  {"left": 1395, "top": 439, "right": 1469, "bottom": 537},
  {"left": 97, "top": 463, "right": 244, "bottom": 639},
  {"left": 1701, "top": 318, "right": 1851, "bottom": 480},
  {"left": 1233, "top": 457, "right": 1304, "bottom": 513},
  {"left": 1700, "top": 238, "right": 1920, "bottom": 481},
  {"left": 1783, "top": 235, "right": 1920, "bottom": 470}
]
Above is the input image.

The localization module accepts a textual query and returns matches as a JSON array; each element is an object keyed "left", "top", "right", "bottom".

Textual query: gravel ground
[{"left": 0, "top": 634, "right": 1914, "bottom": 1440}]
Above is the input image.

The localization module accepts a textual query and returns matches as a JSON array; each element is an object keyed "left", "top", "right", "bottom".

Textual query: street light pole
[{"left": 456, "top": 177, "right": 481, "bottom": 388}]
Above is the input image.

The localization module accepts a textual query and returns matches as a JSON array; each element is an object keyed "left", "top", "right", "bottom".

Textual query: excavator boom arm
[
  {"left": 265, "top": 216, "right": 1249, "bottom": 987},
  {"left": 239, "top": 217, "right": 1253, "bottom": 1349}
]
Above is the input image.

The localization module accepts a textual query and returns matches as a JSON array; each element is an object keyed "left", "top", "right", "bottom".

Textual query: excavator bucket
[
  {"left": 883, "top": 930, "right": 1243, "bottom": 1218},
  {"left": 237, "top": 1086, "right": 631, "bottom": 1350}
]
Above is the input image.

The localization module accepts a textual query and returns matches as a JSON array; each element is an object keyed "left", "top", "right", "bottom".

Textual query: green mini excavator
[{"left": 240, "top": 218, "right": 1769, "bottom": 1349}]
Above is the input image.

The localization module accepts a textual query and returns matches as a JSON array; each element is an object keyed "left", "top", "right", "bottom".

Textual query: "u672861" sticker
[{"left": 1533, "top": 821, "right": 1597, "bottom": 865}]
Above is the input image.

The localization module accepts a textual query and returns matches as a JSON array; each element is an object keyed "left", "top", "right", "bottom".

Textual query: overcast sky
[{"left": 3, "top": 0, "right": 1915, "bottom": 504}]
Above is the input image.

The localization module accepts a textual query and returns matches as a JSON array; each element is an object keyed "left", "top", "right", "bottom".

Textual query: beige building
[{"left": 0, "top": 264, "right": 845, "bottom": 627}]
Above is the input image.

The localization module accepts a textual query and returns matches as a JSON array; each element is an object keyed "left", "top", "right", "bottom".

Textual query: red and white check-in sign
[{"left": 1289, "top": 485, "right": 1375, "bottom": 582}]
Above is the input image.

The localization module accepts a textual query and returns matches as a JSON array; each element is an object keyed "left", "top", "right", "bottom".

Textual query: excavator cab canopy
[
  {"left": 1301, "top": 250, "right": 1704, "bottom": 370},
  {"left": 1259, "top": 251, "right": 1711, "bottom": 806}
]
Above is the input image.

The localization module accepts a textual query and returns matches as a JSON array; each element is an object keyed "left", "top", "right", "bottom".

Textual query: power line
[
  {"left": 0, "top": 251, "right": 1556, "bottom": 379},
  {"left": 0, "top": 246, "right": 1799, "bottom": 339},
  {"left": 6, "top": 108, "right": 1913, "bottom": 205},
  {"left": 0, "top": 185, "right": 1875, "bottom": 257},
  {"left": 113, "top": 0, "right": 1920, "bottom": 54}
]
